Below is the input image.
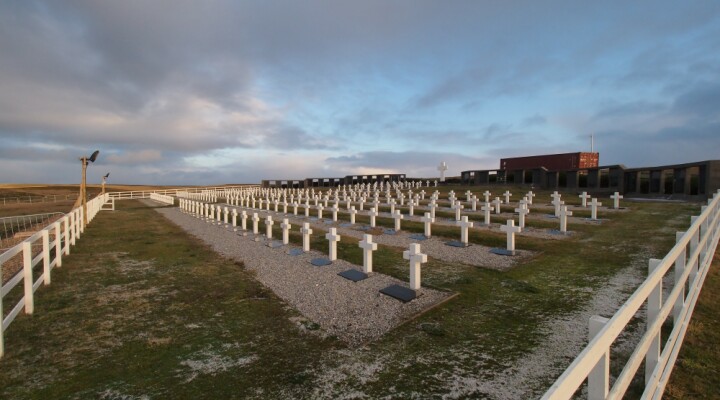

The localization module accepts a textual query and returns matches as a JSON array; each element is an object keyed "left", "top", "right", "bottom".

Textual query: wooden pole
[{"left": 81, "top": 157, "right": 88, "bottom": 227}]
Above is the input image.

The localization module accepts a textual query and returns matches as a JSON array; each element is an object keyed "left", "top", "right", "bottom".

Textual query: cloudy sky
[{"left": 1, "top": 1, "right": 719, "bottom": 185}]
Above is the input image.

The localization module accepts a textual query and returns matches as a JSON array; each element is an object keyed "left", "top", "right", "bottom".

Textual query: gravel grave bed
[{"left": 151, "top": 203, "right": 453, "bottom": 344}]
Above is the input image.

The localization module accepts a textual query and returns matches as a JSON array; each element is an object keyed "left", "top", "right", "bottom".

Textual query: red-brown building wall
[{"left": 500, "top": 152, "right": 599, "bottom": 171}]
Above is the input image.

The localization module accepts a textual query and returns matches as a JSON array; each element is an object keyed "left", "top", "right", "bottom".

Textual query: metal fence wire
[{"left": 0, "top": 213, "right": 65, "bottom": 250}]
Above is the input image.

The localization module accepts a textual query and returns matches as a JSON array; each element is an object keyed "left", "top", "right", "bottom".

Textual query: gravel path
[{"left": 152, "top": 203, "right": 452, "bottom": 344}]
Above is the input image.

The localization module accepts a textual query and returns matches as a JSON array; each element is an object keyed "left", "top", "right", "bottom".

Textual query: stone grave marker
[
  {"left": 380, "top": 243, "right": 427, "bottom": 302},
  {"left": 579, "top": 192, "right": 591, "bottom": 207},
  {"left": 421, "top": 212, "right": 434, "bottom": 238}
]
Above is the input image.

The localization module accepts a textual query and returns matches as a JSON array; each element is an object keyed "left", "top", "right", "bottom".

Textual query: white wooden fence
[
  {"left": 149, "top": 193, "right": 174, "bottom": 206},
  {"left": 0, "top": 193, "right": 109, "bottom": 358},
  {"left": 108, "top": 185, "right": 258, "bottom": 200},
  {"left": 543, "top": 189, "right": 720, "bottom": 399}
]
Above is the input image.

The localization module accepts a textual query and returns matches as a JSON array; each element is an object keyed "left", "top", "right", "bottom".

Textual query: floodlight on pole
[
  {"left": 78, "top": 150, "right": 99, "bottom": 227},
  {"left": 102, "top": 172, "right": 110, "bottom": 194}
]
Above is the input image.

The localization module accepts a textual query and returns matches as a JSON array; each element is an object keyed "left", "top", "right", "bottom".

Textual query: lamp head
[{"left": 89, "top": 150, "right": 99, "bottom": 163}]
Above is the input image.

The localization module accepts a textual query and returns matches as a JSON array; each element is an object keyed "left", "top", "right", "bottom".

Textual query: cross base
[
  {"left": 338, "top": 269, "right": 368, "bottom": 282},
  {"left": 310, "top": 258, "right": 333, "bottom": 266},
  {"left": 380, "top": 284, "right": 420, "bottom": 302},
  {"left": 383, "top": 229, "right": 398, "bottom": 235},
  {"left": 408, "top": 233, "right": 429, "bottom": 241},
  {"left": 445, "top": 240, "right": 470, "bottom": 248},
  {"left": 287, "top": 248, "right": 304, "bottom": 256},
  {"left": 548, "top": 229, "right": 572, "bottom": 236},
  {"left": 490, "top": 248, "right": 516, "bottom": 256},
  {"left": 267, "top": 240, "right": 284, "bottom": 248}
]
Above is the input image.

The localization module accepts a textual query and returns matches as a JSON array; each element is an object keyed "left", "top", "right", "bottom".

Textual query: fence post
[
  {"left": 63, "top": 216, "right": 71, "bottom": 254},
  {"left": 588, "top": 315, "right": 610, "bottom": 400},
  {"left": 55, "top": 221, "right": 62, "bottom": 267},
  {"left": 689, "top": 216, "right": 699, "bottom": 284},
  {"left": 0, "top": 278, "right": 4, "bottom": 358},
  {"left": 673, "top": 232, "right": 685, "bottom": 325},
  {"left": 646, "top": 258, "right": 662, "bottom": 384},
  {"left": 700, "top": 206, "right": 709, "bottom": 266},
  {"left": 22, "top": 242, "right": 34, "bottom": 314},
  {"left": 42, "top": 229, "right": 50, "bottom": 285}
]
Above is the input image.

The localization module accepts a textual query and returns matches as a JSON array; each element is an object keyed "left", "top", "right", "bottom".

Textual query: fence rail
[
  {"left": 0, "top": 193, "right": 109, "bottom": 359},
  {"left": 0, "top": 194, "right": 79, "bottom": 206},
  {"left": 0, "top": 213, "right": 65, "bottom": 250},
  {"left": 108, "top": 185, "right": 259, "bottom": 200},
  {"left": 542, "top": 189, "right": 720, "bottom": 399}
]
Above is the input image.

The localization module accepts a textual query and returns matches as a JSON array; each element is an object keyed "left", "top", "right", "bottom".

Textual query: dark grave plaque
[
  {"left": 584, "top": 218, "right": 603, "bottom": 223},
  {"left": 339, "top": 223, "right": 353, "bottom": 228},
  {"left": 309, "top": 217, "right": 319, "bottom": 221},
  {"left": 338, "top": 269, "right": 368, "bottom": 282},
  {"left": 357, "top": 225, "right": 371, "bottom": 231},
  {"left": 236, "top": 230, "right": 248, "bottom": 237},
  {"left": 267, "top": 240, "right": 284, "bottom": 248},
  {"left": 380, "top": 284, "right": 418, "bottom": 302},
  {"left": 287, "top": 248, "right": 304, "bottom": 256},
  {"left": 311, "top": 258, "right": 333, "bottom": 266},
  {"left": 383, "top": 229, "right": 397, "bottom": 235},
  {"left": 253, "top": 235, "right": 264, "bottom": 242},
  {"left": 445, "top": 240, "right": 470, "bottom": 248},
  {"left": 408, "top": 233, "right": 428, "bottom": 241},
  {"left": 548, "top": 229, "right": 571, "bottom": 236},
  {"left": 490, "top": 248, "right": 515, "bottom": 256},
  {"left": 323, "top": 220, "right": 334, "bottom": 225},
  {"left": 545, "top": 215, "right": 558, "bottom": 219}
]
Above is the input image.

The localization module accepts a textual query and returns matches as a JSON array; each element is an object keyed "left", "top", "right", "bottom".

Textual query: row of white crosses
[{"left": 181, "top": 198, "right": 431, "bottom": 293}]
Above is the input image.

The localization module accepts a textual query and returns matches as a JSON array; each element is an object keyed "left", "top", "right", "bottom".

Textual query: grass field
[{"left": 0, "top": 185, "right": 716, "bottom": 399}]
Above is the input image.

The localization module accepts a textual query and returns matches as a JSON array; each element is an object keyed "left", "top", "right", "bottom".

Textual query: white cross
[
  {"left": 265, "top": 199, "right": 271, "bottom": 211},
  {"left": 240, "top": 210, "right": 247, "bottom": 230},
  {"left": 252, "top": 213, "right": 260, "bottom": 234},
  {"left": 301, "top": 222, "right": 313, "bottom": 252},
  {"left": 452, "top": 200, "right": 464, "bottom": 221},
  {"left": 358, "top": 197, "right": 365, "bottom": 211},
  {"left": 421, "top": 212, "right": 434, "bottom": 238},
  {"left": 304, "top": 202, "right": 310, "bottom": 217},
  {"left": 210, "top": 205, "right": 215, "bottom": 220},
  {"left": 590, "top": 198, "right": 602, "bottom": 220},
  {"left": 216, "top": 206, "right": 222, "bottom": 222},
  {"left": 282, "top": 201, "right": 288, "bottom": 214},
  {"left": 610, "top": 192, "right": 623, "bottom": 209},
  {"left": 368, "top": 207, "right": 378, "bottom": 227},
  {"left": 223, "top": 207, "right": 229, "bottom": 224},
  {"left": 552, "top": 197, "right": 564, "bottom": 217},
  {"left": 325, "top": 227, "right": 341, "bottom": 261},
  {"left": 292, "top": 202, "right": 298, "bottom": 215},
  {"left": 408, "top": 199, "right": 415, "bottom": 216},
  {"left": 481, "top": 203, "right": 493, "bottom": 225},
  {"left": 392, "top": 209, "right": 404, "bottom": 231},
  {"left": 503, "top": 190, "right": 512, "bottom": 204},
  {"left": 483, "top": 190, "right": 492, "bottom": 203},
  {"left": 559, "top": 205, "right": 572, "bottom": 232},
  {"left": 437, "top": 161, "right": 448, "bottom": 182},
  {"left": 349, "top": 206, "right": 357, "bottom": 224},
  {"left": 457, "top": 215, "right": 474, "bottom": 244},
  {"left": 470, "top": 195, "right": 478, "bottom": 211},
  {"left": 465, "top": 190, "right": 473, "bottom": 202},
  {"left": 359, "top": 234, "right": 377, "bottom": 274},
  {"left": 515, "top": 206, "right": 529, "bottom": 229},
  {"left": 331, "top": 205, "right": 339, "bottom": 222},
  {"left": 500, "top": 220, "right": 522, "bottom": 253},
  {"left": 429, "top": 200, "right": 437, "bottom": 219},
  {"left": 281, "top": 218, "right": 291, "bottom": 244},
  {"left": 492, "top": 197, "right": 502, "bottom": 214},
  {"left": 231, "top": 209, "right": 237, "bottom": 227},
  {"left": 317, "top": 204, "right": 324, "bottom": 219},
  {"left": 265, "top": 215, "right": 274, "bottom": 239},
  {"left": 420, "top": 190, "right": 426, "bottom": 200},
  {"left": 389, "top": 198, "right": 396, "bottom": 215},
  {"left": 579, "top": 192, "right": 591, "bottom": 207},
  {"left": 273, "top": 199, "right": 279, "bottom": 212},
  {"left": 550, "top": 191, "right": 561, "bottom": 204},
  {"left": 404, "top": 243, "right": 428, "bottom": 290}
]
